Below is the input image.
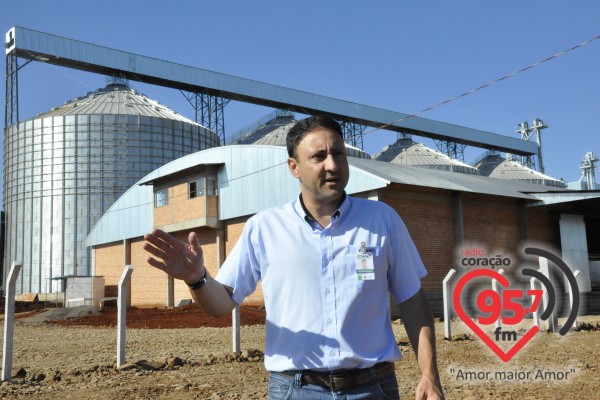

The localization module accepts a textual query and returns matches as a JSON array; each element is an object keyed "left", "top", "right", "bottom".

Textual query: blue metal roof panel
[
  {"left": 528, "top": 191, "right": 600, "bottom": 205},
  {"left": 86, "top": 145, "right": 388, "bottom": 246},
  {"left": 348, "top": 157, "right": 545, "bottom": 200},
  {"left": 88, "top": 145, "right": 562, "bottom": 247}
]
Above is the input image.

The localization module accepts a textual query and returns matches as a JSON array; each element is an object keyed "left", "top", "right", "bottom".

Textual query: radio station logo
[{"left": 452, "top": 246, "right": 580, "bottom": 362}]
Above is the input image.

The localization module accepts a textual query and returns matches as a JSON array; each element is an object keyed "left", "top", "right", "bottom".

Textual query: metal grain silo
[
  {"left": 231, "top": 110, "right": 372, "bottom": 159},
  {"left": 3, "top": 79, "right": 219, "bottom": 294},
  {"left": 372, "top": 137, "right": 478, "bottom": 174},
  {"left": 473, "top": 152, "right": 564, "bottom": 187}
]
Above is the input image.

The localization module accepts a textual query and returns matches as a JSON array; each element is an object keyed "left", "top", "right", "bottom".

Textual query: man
[{"left": 144, "top": 116, "right": 444, "bottom": 399}]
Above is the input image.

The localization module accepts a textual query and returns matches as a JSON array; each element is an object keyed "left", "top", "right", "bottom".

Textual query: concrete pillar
[
  {"left": 492, "top": 269, "right": 505, "bottom": 330},
  {"left": 117, "top": 265, "right": 134, "bottom": 368},
  {"left": 518, "top": 200, "right": 528, "bottom": 243},
  {"left": 452, "top": 192, "right": 464, "bottom": 248},
  {"left": 167, "top": 275, "right": 175, "bottom": 307},
  {"left": 2, "top": 261, "right": 22, "bottom": 381},
  {"left": 539, "top": 257, "right": 558, "bottom": 332},
  {"left": 530, "top": 278, "right": 540, "bottom": 329},
  {"left": 443, "top": 269, "right": 457, "bottom": 340},
  {"left": 123, "top": 239, "right": 132, "bottom": 308},
  {"left": 217, "top": 225, "right": 240, "bottom": 355}
]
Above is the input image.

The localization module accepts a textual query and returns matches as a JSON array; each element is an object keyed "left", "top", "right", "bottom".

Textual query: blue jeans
[{"left": 268, "top": 372, "right": 400, "bottom": 399}]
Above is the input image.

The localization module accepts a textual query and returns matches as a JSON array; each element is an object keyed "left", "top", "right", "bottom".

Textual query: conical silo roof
[
  {"left": 232, "top": 113, "right": 372, "bottom": 159},
  {"left": 36, "top": 82, "right": 198, "bottom": 124},
  {"left": 473, "top": 153, "right": 564, "bottom": 187},
  {"left": 372, "top": 138, "right": 478, "bottom": 174}
]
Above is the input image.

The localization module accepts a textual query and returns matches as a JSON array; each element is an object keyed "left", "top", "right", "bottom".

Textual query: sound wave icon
[{"left": 522, "top": 247, "right": 580, "bottom": 336}]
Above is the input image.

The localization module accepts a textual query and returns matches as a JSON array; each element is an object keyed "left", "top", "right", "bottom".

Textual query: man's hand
[
  {"left": 415, "top": 374, "right": 444, "bottom": 399},
  {"left": 143, "top": 228, "right": 237, "bottom": 317},
  {"left": 143, "top": 229, "right": 205, "bottom": 285}
]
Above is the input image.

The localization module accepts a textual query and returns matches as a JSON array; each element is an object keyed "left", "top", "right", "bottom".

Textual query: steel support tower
[
  {"left": 516, "top": 119, "right": 547, "bottom": 172},
  {"left": 182, "top": 92, "right": 231, "bottom": 145},
  {"left": 339, "top": 120, "right": 366, "bottom": 150},
  {"left": 434, "top": 140, "right": 466, "bottom": 162}
]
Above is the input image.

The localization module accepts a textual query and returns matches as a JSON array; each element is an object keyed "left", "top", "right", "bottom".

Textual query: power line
[{"left": 362, "top": 33, "right": 600, "bottom": 137}]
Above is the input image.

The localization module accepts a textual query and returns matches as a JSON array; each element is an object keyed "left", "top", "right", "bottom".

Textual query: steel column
[{"left": 183, "top": 92, "right": 231, "bottom": 145}]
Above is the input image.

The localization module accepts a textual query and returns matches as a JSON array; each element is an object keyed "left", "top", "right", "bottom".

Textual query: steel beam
[{"left": 5, "top": 26, "right": 537, "bottom": 155}]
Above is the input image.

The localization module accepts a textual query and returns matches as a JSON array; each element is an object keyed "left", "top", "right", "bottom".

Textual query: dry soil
[{"left": 0, "top": 304, "right": 598, "bottom": 399}]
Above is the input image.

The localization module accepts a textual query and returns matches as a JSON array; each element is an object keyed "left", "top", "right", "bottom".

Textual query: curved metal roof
[
  {"left": 86, "top": 145, "right": 571, "bottom": 248},
  {"left": 474, "top": 154, "right": 564, "bottom": 188},
  {"left": 85, "top": 144, "right": 384, "bottom": 247},
  {"left": 34, "top": 83, "right": 200, "bottom": 125},
  {"left": 372, "top": 138, "right": 478, "bottom": 174}
]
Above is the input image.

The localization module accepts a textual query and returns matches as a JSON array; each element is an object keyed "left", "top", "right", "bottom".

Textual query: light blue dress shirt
[{"left": 215, "top": 195, "right": 427, "bottom": 372}]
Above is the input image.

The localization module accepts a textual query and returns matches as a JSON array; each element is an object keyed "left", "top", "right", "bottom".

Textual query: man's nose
[{"left": 324, "top": 154, "right": 339, "bottom": 171}]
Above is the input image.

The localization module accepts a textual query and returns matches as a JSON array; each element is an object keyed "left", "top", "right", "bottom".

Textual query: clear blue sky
[{"left": 2, "top": 1, "right": 599, "bottom": 205}]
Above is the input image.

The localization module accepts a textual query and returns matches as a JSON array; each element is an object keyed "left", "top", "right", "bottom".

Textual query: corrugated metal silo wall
[{"left": 3, "top": 114, "right": 219, "bottom": 294}]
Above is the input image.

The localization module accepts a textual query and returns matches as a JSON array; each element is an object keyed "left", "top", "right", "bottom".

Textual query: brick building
[{"left": 86, "top": 145, "right": 600, "bottom": 315}]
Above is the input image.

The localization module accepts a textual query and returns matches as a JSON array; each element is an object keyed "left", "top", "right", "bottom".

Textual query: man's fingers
[
  {"left": 147, "top": 229, "right": 182, "bottom": 249},
  {"left": 147, "top": 257, "right": 167, "bottom": 271},
  {"left": 142, "top": 242, "right": 168, "bottom": 260},
  {"left": 187, "top": 231, "right": 203, "bottom": 257}
]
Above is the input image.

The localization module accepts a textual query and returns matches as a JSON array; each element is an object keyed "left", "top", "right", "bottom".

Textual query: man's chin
[{"left": 320, "top": 189, "right": 345, "bottom": 203}]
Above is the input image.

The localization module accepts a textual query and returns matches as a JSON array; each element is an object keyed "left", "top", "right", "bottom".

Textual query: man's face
[{"left": 287, "top": 128, "right": 350, "bottom": 206}]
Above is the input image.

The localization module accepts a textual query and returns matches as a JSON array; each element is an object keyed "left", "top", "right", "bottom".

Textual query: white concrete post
[
  {"left": 232, "top": 305, "right": 241, "bottom": 355},
  {"left": 539, "top": 257, "right": 557, "bottom": 332},
  {"left": 567, "top": 270, "right": 580, "bottom": 330},
  {"left": 216, "top": 228, "right": 239, "bottom": 355},
  {"left": 443, "top": 269, "right": 456, "bottom": 340},
  {"left": 2, "top": 261, "right": 22, "bottom": 381},
  {"left": 492, "top": 269, "right": 505, "bottom": 330},
  {"left": 117, "top": 265, "right": 134, "bottom": 368},
  {"left": 530, "top": 277, "right": 540, "bottom": 328}
]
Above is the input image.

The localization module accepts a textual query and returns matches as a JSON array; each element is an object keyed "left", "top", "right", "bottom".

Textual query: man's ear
[{"left": 288, "top": 157, "right": 300, "bottom": 179}]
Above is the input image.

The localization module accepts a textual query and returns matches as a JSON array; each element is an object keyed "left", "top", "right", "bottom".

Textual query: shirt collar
[{"left": 295, "top": 192, "right": 350, "bottom": 225}]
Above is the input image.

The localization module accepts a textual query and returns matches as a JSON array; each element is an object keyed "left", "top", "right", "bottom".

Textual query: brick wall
[
  {"left": 93, "top": 186, "right": 564, "bottom": 316},
  {"left": 125, "top": 229, "right": 219, "bottom": 306},
  {"left": 462, "top": 194, "right": 521, "bottom": 255},
  {"left": 154, "top": 182, "right": 210, "bottom": 227},
  {"left": 380, "top": 185, "right": 455, "bottom": 294},
  {"left": 223, "top": 217, "right": 264, "bottom": 304},
  {"left": 95, "top": 242, "right": 124, "bottom": 298},
  {"left": 129, "top": 237, "right": 167, "bottom": 305},
  {"left": 526, "top": 207, "right": 559, "bottom": 246}
]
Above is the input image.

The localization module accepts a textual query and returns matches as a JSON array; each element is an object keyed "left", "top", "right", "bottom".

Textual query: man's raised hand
[{"left": 143, "top": 229, "right": 205, "bottom": 285}]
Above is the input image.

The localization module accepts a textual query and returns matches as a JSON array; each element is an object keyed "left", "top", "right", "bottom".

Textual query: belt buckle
[{"left": 329, "top": 372, "right": 352, "bottom": 390}]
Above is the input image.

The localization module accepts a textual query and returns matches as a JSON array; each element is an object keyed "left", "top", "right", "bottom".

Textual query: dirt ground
[{"left": 0, "top": 303, "right": 598, "bottom": 399}]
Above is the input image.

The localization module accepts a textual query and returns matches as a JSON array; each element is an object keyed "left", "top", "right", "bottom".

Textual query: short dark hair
[{"left": 286, "top": 115, "right": 344, "bottom": 158}]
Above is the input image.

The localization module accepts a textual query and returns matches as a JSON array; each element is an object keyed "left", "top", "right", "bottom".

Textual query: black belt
[{"left": 274, "top": 362, "right": 395, "bottom": 390}]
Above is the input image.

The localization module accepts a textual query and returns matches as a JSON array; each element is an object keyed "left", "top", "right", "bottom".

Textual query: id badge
[{"left": 355, "top": 243, "right": 375, "bottom": 280}]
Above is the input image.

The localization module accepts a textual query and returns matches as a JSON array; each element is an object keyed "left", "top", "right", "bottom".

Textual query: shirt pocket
[{"left": 346, "top": 245, "right": 385, "bottom": 293}]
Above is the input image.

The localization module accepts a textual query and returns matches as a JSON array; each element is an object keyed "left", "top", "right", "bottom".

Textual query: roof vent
[{"left": 105, "top": 76, "right": 130, "bottom": 89}]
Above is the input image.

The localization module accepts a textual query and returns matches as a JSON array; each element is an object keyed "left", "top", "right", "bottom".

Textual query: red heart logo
[{"left": 453, "top": 269, "right": 539, "bottom": 362}]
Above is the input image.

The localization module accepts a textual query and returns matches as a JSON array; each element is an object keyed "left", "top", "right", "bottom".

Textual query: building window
[
  {"left": 155, "top": 189, "right": 168, "bottom": 207},
  {"left": 189, "top": 179, "right": 204, "bottom": 198},
  {"left": 207, "top": 177, "right": 217, "bottom": 195},
  {"left": 189, "top": 177, "right": 218, "bottom": 198}
]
